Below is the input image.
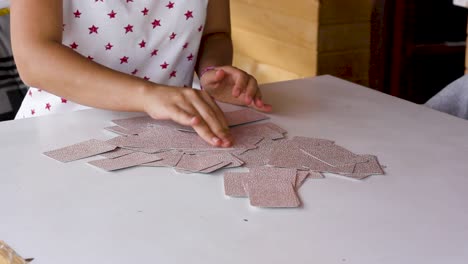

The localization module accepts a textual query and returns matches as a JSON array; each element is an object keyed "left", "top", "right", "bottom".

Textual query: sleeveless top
[{"left": 16, "top": 0, "right": 208, "bottom": 119}]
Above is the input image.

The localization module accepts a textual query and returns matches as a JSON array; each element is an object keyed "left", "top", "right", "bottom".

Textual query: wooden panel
[
  {"left": 231, "top": 0, "right": 318, "bottom": 84},
  {"left": 317, "top": 50, "right": 370, "bottom": 86},
  {"left": 232, "top": 0, "right": 319, "bottom": 20},
  {"left": 231, "top": 1, "right": 317, "bottom": 49},
  {"left": 232, "top": 28, "right": 317, "bottom": 78},
  {"left": 318, "top": 23, "right": 370, "bottom": 53},
  {"left": 318, "top": 0, "right": 373, "bottom": 86},
  {"left": 233, "top": 54, "right": 301, "bottom": 84},
  {"left": 320, "top": 0, "right": 373, "bottom": 25}
]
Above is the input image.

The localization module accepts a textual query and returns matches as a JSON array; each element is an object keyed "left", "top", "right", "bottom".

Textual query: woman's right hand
[{"left": 142, "top": 85, "right": 233, "bottom": 148}]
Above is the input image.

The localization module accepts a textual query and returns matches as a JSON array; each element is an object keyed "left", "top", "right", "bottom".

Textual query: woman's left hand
[{"left": 199, "top": 66, "right": 273, "bottom": 112}]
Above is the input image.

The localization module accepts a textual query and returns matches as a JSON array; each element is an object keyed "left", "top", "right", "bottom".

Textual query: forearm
[
  {"left": 13, "top": 41, "right": 161, "bottom": 112},
  {"left": 196, "top": 33, "right": 233, "bottom": 75}
]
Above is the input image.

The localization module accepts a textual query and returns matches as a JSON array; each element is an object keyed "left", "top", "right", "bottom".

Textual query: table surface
[{"left": 1, "top": 75, "right": 468, "bottom": 264}]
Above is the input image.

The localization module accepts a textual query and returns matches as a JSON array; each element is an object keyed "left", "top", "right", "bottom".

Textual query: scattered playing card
[
  {"left": 224, "top": 172, "right": 248, "bottom": 197},
  {"left": 141, "top": 150, "right": 184, "bottom": 167},
  {"left": 224, "top": 108, "right": 270, "bottom": 126},
  {"left": 247, "top": 179, "right": 300, "bottom": 208},
  {"left": 44, "top": 139, "right": 116, "bottom": 163},
  {"left": 100, "top": 148, "right": 134, "bottom": 159},
  {"left": 88, "top": 152, "right": 161, "bottom": 171}
]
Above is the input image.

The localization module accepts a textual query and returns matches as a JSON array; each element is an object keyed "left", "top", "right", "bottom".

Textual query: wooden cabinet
[
  {"left": 230, "top": 0, "right": 373, "bottom": 86},
  {"left": 230, "top": 0, "right": 319, "bottom": 84}
]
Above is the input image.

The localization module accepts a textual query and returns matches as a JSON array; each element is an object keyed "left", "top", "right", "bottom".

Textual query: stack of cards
[{"left": 43, "top": 108, "right": 386, "bottom": 208}]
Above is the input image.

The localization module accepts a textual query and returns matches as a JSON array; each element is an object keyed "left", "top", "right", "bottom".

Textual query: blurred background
[{"left": 1, "top": 0, "right": 468, "bottom": 121}]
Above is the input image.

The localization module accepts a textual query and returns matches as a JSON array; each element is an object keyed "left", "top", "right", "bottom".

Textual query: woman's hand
[
  {"left": 199, "top": 66, "right": 273, "bottom": 112},
  {"left": 142, "top": 85, "right": 233, "bottom": 147}
]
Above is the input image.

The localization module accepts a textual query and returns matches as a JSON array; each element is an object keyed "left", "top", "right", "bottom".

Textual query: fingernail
[
  {"left": 222, "top": 140, "right": 233, "bottom": 148},
  {"left": 212, "top": 137, "right": 221, "bottom": 144}
]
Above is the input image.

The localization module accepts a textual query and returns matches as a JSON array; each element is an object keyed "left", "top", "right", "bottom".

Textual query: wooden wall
[
  {"left": 230, "top": 0, "right": 319, "bottom": 84},
  {"left": 317, "top": 0, "right": 373, "bottom": 86},
  {"left": 230, "top": 0, "right": 372, "bottom": 86}
]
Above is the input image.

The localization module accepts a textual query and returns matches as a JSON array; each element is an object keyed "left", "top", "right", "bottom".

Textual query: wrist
[{"left": 136, "top": 81, "right": 166, "bottom": 113}]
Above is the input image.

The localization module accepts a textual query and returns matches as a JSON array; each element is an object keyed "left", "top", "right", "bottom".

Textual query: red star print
[
  {"left": 166, "top": 1, "right": 175, "bottom": 9},
  {"left": 70, "top": 42, "right": 78, "bottom": 49},
  {"left": 169, "top": 32, "right": 177, "bottom": 40},
  {"left": 61, "top": 98, "right": 68, "bottom": 103},
  {"left": 169, "top": 71, "right": 177, "bottom": 78},
  {"left": 141, "top": 8, "right": 149, "bottom": 16},
  {"left": 120, "top": 56, "right": 129, "bottom": 64},
  {"left": 108, "top": 10, "right": 117, "bottom": 19},
  {"left": 38, "top": 89, "right": 42, "bottom": 92},
  {"left": 151, "top": 19, "right": 161, "bottom": 29},
  {"left": 28, "top": 90, "right": 32, "bottom": 97},
  {"left": 198, "top": 25, "right": 203, "bottom": 32},
  {"left": 124, "top": 24, "right": 134, "bottom": 34},
  {"left": 45, "top": 103, "right": 51, "bottom": 111},
  {"left": 31, "top": 109, "right": 35, "bottom": 115},
  {"left": 151, "top": 49, "right": 158, "bottom": 57},
  {"left": 160, "top": 62, "right": 169, "bottom": 69},
  {"left": 183, "top": 42, "right": 189, "bottom": 49},
  {"left": 105, "top": 43, "right": 113, "bottom": 50},
  {"left": 143, "top": 76, "right": 150, "bottom": 81},
  {"left": 87, "top": 56, "right": 94, "bottom": 60},
  {"left": 73, "top": 10, "right": 81, "bottom": 18},
  {"left": 131, "top": 69, "right": 138, "bottom": 75},
  {"left": 139, "top": 40, "right": 146, "bottom": 48},
  {"left": 89, "top": 25, "right": 99, "bottom": 34},
  {"left": 184, "top": 10, "right": 193, "bottom": 20},
  {"left": 187, "top": 54, "right": 194, "bottom": 61}
]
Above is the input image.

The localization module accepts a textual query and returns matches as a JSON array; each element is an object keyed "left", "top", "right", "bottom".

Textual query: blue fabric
[{"left": 425, "top": 75, "right": 468, "bottom": 120}]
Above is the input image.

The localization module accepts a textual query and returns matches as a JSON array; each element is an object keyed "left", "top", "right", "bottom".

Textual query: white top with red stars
[{"left": 16, "top": 0, "right": 208, "bottom": 119}]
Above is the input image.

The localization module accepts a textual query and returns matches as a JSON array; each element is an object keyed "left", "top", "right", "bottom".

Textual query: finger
[
  {"left": 244, "top": 77, "right": 258, "bottom": 105},
  {"left": 193, "top": 121, "right": 224, "bottom": 147},
  {"left": 253, "top": 89, "right": 264, "bottom": 108},
  {"left": 249, "top": 100, "right": 273, "bottom": 113},
  {"left": 201, "top": 69, "right": 225, "bottom": 87},
  {"left": 199, "top": 92, "right": 233, "bottom": 147},
  {"left": 200, "top": 91, "right": 230, "bottom": 132},
  {"left": 214, "top": 69, "right": 225, "bottom": 82},
  {"left": 167, "top": 105, "right": 198, "bottom": 127},
  {"left": 176, "top": 103, "right": 223, "bottom": 147},
  {"left": 185, "top": 90, "right": 233, "bottom": 147},
  {"left": 232, "top": 71, "right": 248, "bottom": 98}
]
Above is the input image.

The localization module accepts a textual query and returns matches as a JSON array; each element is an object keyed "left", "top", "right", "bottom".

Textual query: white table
[{"left": 1, "top": 75, "right": 468, "bottom": 264}]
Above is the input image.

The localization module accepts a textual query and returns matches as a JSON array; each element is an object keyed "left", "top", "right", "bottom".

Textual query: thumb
[
  {"left": 214, "top": 69, "right": 226, "bottom": 82},
  {"left": 201, "top": 69, "right": 225, "bottom": 86}
]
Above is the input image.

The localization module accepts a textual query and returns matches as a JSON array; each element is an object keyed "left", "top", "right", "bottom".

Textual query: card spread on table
[
  {"left": 224, "top": 172, "right": 249, "bottom": 197},
  {"left": 104, "top": 126, "right": 139, "bottom": 136},
  {"left": 43, "top": 108, "right": 386, "bottom": 209},
  {"left": 223, "top": 109, "right": 270, "bottom": 127},
  {"left": 111, "top": 108, "right": 269, "bottom": 133},
  {"left": 295, "top": 171, "right": 310, "bottom": 188},
  {"left": 141, "top": 150, "right": 184, "bottom": 167},
  {"left": 248, "top": 180, "right": 300, "bottom": 208},
  {"left": 44, "top": 139, "right": 117, "bottom": 163},
  {"left": 88, "top": 152, "right": 162, "bottom": 171},
  {"left": 100, "top": 147, "right": 134, "bottom": 159}
]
